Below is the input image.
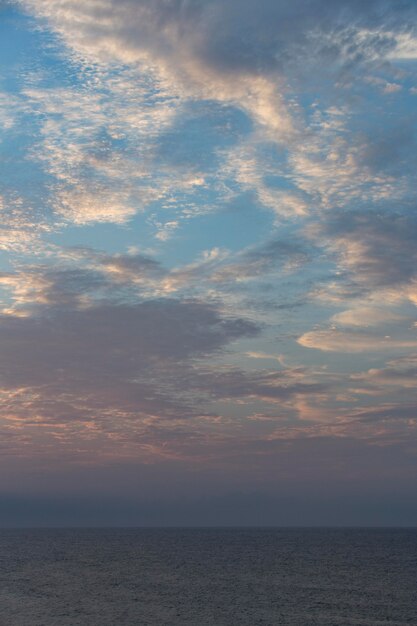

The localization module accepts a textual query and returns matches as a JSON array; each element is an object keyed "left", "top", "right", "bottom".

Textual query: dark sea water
[{"left": 0, "top": 528, "right": 415, "bottom": 625}]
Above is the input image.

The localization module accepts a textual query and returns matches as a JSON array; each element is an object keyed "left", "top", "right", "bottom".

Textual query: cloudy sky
[{"left": 0, "top": 0, "right": 416, "bottom": 526}]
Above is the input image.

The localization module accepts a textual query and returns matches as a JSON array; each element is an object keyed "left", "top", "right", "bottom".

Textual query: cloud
[
  {"left": 7, "top": 0, "right": 414, "bottom": 242},
  {"left": 0, "top": 195, "right": 50, "bottom": 252},
  {"left": 20, "top": 1, "right": 417, "bottom": 74},
  {"left": 298, "top": 329, "right": 417, "bottom": 353},
  {"left": 0, "top": 257, "right": 338, "bottom": 460},
  {"left": 308, "top": 210, "right": 417, "bottom": 293},
  {"left": 0, "top": 277, "right": 263, "bottom": 460},
  {"left": 189, "top": 366, "right": 325, "bottom": 403},
  {"left": 355, "top": 118, "right": 417, "bottom": 177},
  {"left": 22, "top": 82, "right": 180, "bottom": 226},
  {"left": 0, "top": 295, "right": 258, "bottom": 386},
  {"left": 1, "top": 0, "right": 415, "bottom": 486},
  {"left": 330, "top": 306, "right": 409, "bottom": 328},
  {"left": 388, "top": 32, "right": 417, "bottom": 59},
  {"left": 210, "top": 238, "right": 310, "bottom": 283},
  {"left": 78, "top": 237, "right": 310, "bottom": 297},
  {"left": 0, "top": 91, "right": 18, "bottom": 131},
  {"left": 20, "top": 0, "right": 417, "bottom": 142},
  {"left": 288, "top": 108, "right": 411, "bottom": 211},
  {"left": 55, "top": 187, "right": 137, "bottom": 225},
  {"left": 0, "top": 257, "right": 257, "bottom": 382},
  {"left": 364, "top": 75, "right": 402, "bottom": 94},
  {"left": 19, "top": 0, "right": 294, "bottom": 141},
  {"left": 352, "top": 355, "right": 417, "bottom": 389}
]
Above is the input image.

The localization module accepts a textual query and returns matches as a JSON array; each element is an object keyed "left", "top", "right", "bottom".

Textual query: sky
[{"left": 0, "top": 0, "right": 416, "bottom": 527}]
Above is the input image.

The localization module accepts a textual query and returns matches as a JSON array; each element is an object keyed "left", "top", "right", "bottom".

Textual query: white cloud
[
  {"left": 20, "top": 0, "right": 294, "bottom": 142},
  {"left": 298, "top": 329, "right": 417, "bottom": 353},
  {"left": 331, "top": 306, "right": 409, "bottom": 328},
  {"left": 55, "top": 187, "right": 137, "bottom": 225},
  {"left": 388, "top": 33, "right": 417, "bottom": 59}
]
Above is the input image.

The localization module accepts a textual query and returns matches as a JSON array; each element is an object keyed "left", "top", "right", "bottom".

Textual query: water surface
[{"left": 0, "top": 528, "right": 415, "bottom": 625}]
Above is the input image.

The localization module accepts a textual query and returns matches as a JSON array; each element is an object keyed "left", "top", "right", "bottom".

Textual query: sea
[{"left": 0, "top": 528, "right": 415, "bottom": 625}]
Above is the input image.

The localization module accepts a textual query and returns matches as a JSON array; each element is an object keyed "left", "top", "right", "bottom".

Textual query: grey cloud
[
  {"left": 243, "top": 238, "right": 310, "bottom": 266},
  {"left": 0, "top": 298, "right": 258, "bottom": 388},
  {"left": 350, "top": 402, "right": 417, "bottom": 424},
  {"left": 312, "top": 210, "right": 417, "bottom": 289},
  {"left": 21, "top": 0, "right": 417, "bottom": 87},
  {"left": 352, "top": 355, "right": 417, "bottom": 388},
  {"left": 0, "top": 257, "right": 285, "bottom": 433},
  {"left": 356, "top": 119, "right": 417, "bottom": 176},
  {"left": 87, "top": 237, "right": 312, "bottom": 293},
  {"left": 190, "top": 367, "right": 325, "bottom": 402},
  {"left": 211, "top": 238, "right": 310, "bottom": 283},
  {"left": 0, "top": 259, "right": 327, "bottom": 449},
  {"left": 185, "top": 0, "right": 415, "bottom": 73},
  {"left": 2, "top": 252, "right": 166, "bottom": 311},
  {"left": 99, "top": 253, "right": 163, "bottom": 275},
  {"left": 63, "top": 247, "right": 164, "bottom": 274}
]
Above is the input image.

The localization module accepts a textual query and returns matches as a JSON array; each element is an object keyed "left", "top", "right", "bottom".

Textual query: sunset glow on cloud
[{"left": 0, "top": 0, "right": 416, "bottom": 525}]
